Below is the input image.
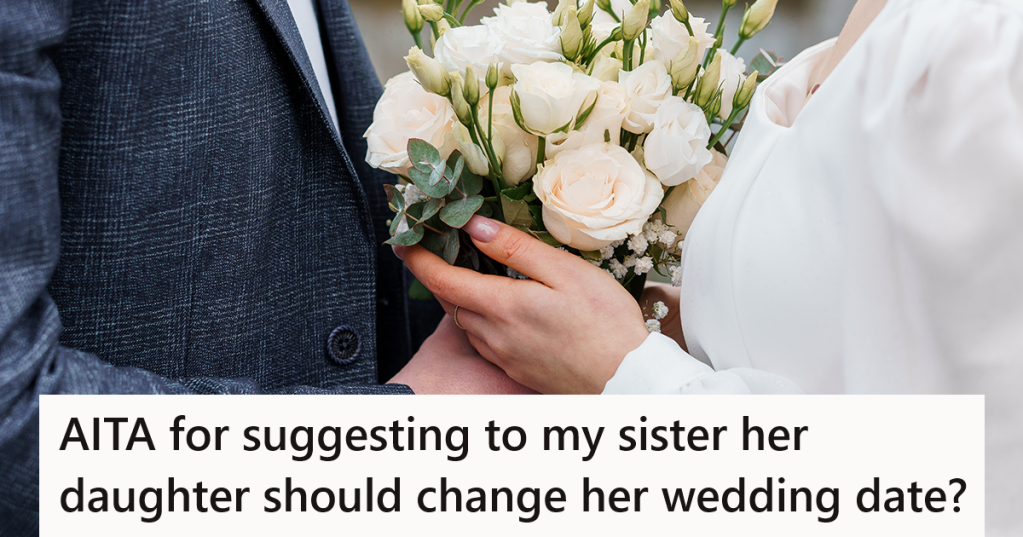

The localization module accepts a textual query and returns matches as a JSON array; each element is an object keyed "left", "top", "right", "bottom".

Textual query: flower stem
[
  {"left": 729, "top": 37, "right": 747, "bottom": 56},
  {"left": 706, "top": 106, "right": 743, "bottom": 149},
  {"left": 411, "top": 30, "right": 423, "bottom": 50},
  {"left": 487, "top": 89, "right": 494, "bottom": 143},
  {"left": 536, "top": 136, "right": 546, "bottom": 166},
  {"left": 703, "top": 6, "right": 731, "bottom": 68},
  {"left": 623, "top": 39, "right": 634, "bottom": 71}
]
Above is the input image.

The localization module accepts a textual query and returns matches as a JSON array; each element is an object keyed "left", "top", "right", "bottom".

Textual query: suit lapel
[{"left": 251, "top": 0, "right": 341, "bottom": 147}]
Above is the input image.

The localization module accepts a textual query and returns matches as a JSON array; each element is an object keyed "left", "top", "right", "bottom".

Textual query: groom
[{"left": 0, "top": 0, "right": 522, "bottom": 532}]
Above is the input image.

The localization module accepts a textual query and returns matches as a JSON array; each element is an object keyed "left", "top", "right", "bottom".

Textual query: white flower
[
  {"left": 480, "top": 87, "right": 539, "bottom": 186},
  {"left": 651, "top": 301, "right": 668, "bottom": 320},
  {"left": 659, "top": 230, "right": 678, "bottom": 248},
  {"left": 589, "top": 49, "right": 623, "bottom": 82},
  {"left": 609, "top": 259, "right": 628, "bottom": 279},
  {"left": 401, "top": 184, "right": 430, "bottom": 205},
  {"left": 434, "top": 26, "right": 505, "bottom": 82},
  {"left": 482, "top": 2, "right": 563, "bottom": 74},
  {"left": 599, "top": 244, "right": 615, "bottom": 260},
  {"left": 662, "top": 148, "right": 727, "bottom": 239},
  {"left": 610, "top": 238, "right": 625, "bottom": 248},
  {"left": 649, "top": 14, "right": 715, "bottom": 69},
  {"left": 591, "top": 0, "right": 635, "bottom": 25},
  {"left": 623, "top": 255, "right": 637, "bottom": 268},
  {"left": 627, "top": 233, "right": 648, "bottom": 255},
  {"left": 453, "top": 123, "right": 490, "bottom": 175},
  {"left": 645, "top": 319, "right": 662, "bottom": 333},
  {"left": 634, "top": 256, "right": 653, "bottom": 275},
  {"left": 643, "top": 96, "right": 713, "bottom": 186},
  {"left": 619, "top": 60, "right": 673, "bottom": 134},
  {"left": 511, "top": 62, "right": 601, "bottom": 136},
  {"left": 580, "top": 80, "right": 630, "bottom": 146},
  {"left": 587, "top": 259, "right": 604, "bottom": 267},
  {"left": 534, "top": 143, "right": 664, "bottom": 251},
  {"left": 364, "top": 71, "right": 458, "bottom": 176},
  {"left": 715, "top": 50, "right": 748, "bottom": 119},
  {"left": 669, "top": 264, "right": 682, "bottom": 286},
  {"left": 544, "top": 79, "right": 630, "bottom": 160}
]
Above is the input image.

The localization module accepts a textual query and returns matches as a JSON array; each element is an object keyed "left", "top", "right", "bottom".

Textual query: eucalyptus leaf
[
  {"left": 420, "top": 198, "right": 443, "bottom": 222},
  {"left": 459, "top": 172, "right": 483, "bottom": 197},
  {"left": 409, "top": 140, "right": 456, "bottom": 198},
  {"left": 440, "top": 195, "right": 484, "bottom": 228},
  {"left": 384, "top": 184, "right": 404, "bottom": 214},
  {"left": 420, "top": 228, "right": 447, "bottom": 256},
  {"left": 384, "top": 225, "right": 425, "bottom": 246},
  {"left": 408, "top": 139, "right": 443, "bottom": 186},
  {"left": 478, "top": 202, "right": 494, "bottom": 218},
  {"left": 442, "top": 227, "right": 460, "bottom": 265}
]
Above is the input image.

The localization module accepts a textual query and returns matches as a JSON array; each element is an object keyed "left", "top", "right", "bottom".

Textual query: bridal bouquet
[{"left": 365, "top": 0, "right": 782, "bottom": 297}]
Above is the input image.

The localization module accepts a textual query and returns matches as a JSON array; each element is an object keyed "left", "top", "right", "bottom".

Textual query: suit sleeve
[{"left": 0, "top": 1, "right": 411, "bottom": 532}]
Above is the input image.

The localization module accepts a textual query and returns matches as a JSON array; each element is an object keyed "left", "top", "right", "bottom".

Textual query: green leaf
[
  {"left": 384, "top": 225, "right": 425, "bottom": 246},
  {"left": 420, "top": 228, "right": 447, "bottom": 256},
  {"left": 440, "top": 195, "right": 484, "bottom": 228},
  {"left": 478, "top": 202, "right": 494, "bottom": 218},
  {"left": 750, "top": 50, "right": 784, "bottom": 80},
  {"left": 501, "top": 197, "right": 534, "bottom": 230},
  {"left": 420, "top": 198, "right": 443, "bottom": 222},
  {"left": 409, "top": 140, "right": 456, "bottom": 198},
  {"left": 408, "top": 278, "right": 435, "bottom": 300},
  {"left": 574, "top": 95, "right": 599, "bottom": 128},
  {"left": 529, "top": 230, "right": 562, "bottom": 247},
  {"left": 501, "top": 181, "right": 533, "bottom": 202},
  {"left": 528, "top": 204, "right": 545, "bottom": 231},
  {"left": 459, "top": 171, "right": 483, "bottom": 197},
  {"left": 447, "top": 154, "right": 464, "bottom": 187},
  {"left": 389, "top": 215, "right": 405, "bottom": 236},
  {"left": 442, "top": 227, "right": 460, "bottom": 265},
  {"left": 408, "top": 139, "right": 443, "bottom": 184},
  {"left": 384, "top": 184, "right": 404, "bottom": 215}
]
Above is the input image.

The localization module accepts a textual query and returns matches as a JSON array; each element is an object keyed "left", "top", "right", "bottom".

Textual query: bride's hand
[{"left": 396, "top": 215, "right": 649, "bottom": 394}]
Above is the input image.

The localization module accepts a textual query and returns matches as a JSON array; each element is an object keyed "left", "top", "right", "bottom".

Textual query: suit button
[{"left": 327, "top": 325, "right": 360, "bottom": 366}]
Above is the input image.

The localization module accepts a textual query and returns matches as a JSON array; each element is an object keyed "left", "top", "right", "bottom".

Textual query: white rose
[
  {"left": 715, "top": 50, "right": 747, "bottom": 119},
  {"left": 546, "top": 79, "right": 629, "bottom": 158},
  {"left": 661, "top": 149, "right": 727, "bottom": 240},
  {"left": 618, "top": 60, "right": 673, "bottom": 134},
  {"left": 580, "top": 80, "right": 630, "bottom": 145},
  {"left": 364, "top": 71, "right": 458, "bottom": 176},
  {"left": 482, "top": 2, "right": 563, "bottom": 74},
  {"left": 479, "top": 86, "right": 539, "bottom": 186},
  {"left": 434, "top": 26, "right": 505, "bottom": 82},
  {"left": 511, "top": 62, "right": 601, "bottom": 136},
  {"left": 643, "top": 96, "right": 712, "bottom": 186},
  {"left": 649, "top": 15, "right": 715, "bottom": 69},
  {"left": 534, "top": 143, "right": 663, "bottom": 251},
  {"left": 589, "top": 49, "right": 623, "bottom": 81}
]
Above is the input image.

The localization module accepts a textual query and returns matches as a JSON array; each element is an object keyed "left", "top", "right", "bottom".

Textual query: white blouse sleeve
[{"left": 602, "top": 333, "right": 803, "bottom": 394}]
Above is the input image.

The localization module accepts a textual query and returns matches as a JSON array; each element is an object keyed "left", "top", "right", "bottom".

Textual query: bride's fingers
[
  {"left": 461, "top": 215, "right": 592, "bottom": 288},
  {"left": 467, "top": 332, "right": 502, "bottom": 368},
  {"left": 403, "top": 244, "right": 511, "bottom": 313}
]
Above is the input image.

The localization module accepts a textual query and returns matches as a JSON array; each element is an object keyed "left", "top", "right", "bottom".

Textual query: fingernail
[
  {"left": 392, "top": 245, "right": 406, "bottom": 260},
  {"left": 465, "top": 215, "right": 499, "bottom": 243}
]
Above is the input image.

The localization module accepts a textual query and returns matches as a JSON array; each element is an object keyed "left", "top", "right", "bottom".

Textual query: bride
[{"left": 390, "top": 0, "right": 1021, "bottom": 531}]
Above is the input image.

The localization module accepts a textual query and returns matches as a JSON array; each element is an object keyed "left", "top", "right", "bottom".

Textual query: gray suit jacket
[{"left": 0, "top": 0, "right": 440, "bottom": 531}]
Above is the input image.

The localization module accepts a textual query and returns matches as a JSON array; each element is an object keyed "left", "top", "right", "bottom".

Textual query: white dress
[{"left": 603, "top": 0, "right": 1023, "bottom": 532}]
